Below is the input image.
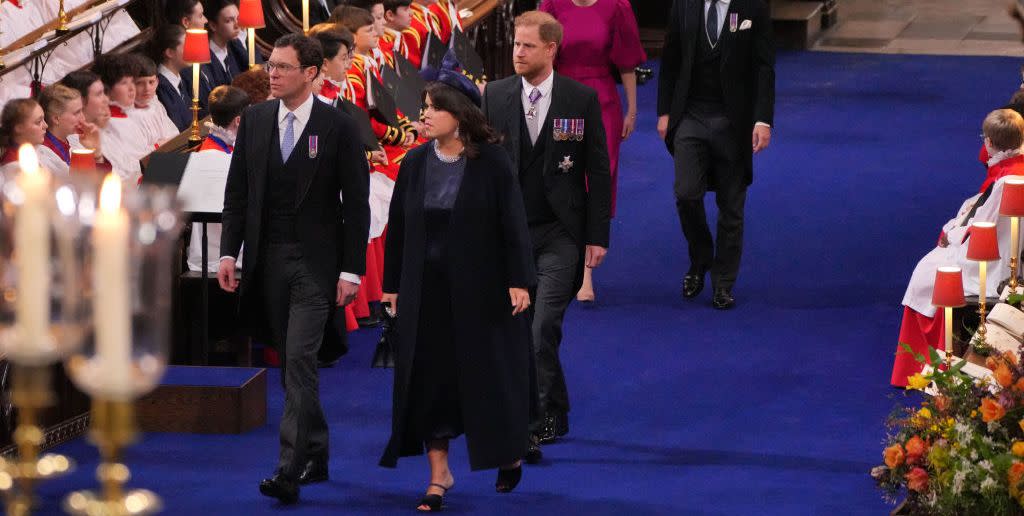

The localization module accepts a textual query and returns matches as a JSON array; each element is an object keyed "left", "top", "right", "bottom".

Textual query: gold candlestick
[
  {"left": 978, "top": 260, "right": 989, "bottom": 341},
  {"left": 189, "top": 64, "right": 202, "bottom": 145},
  {"left": 0, "top": 0, "right": 6, "bottom": 71},
  {"left": 56, "top": 0, "right": 70, "bottom": 36},
  {"left": 1011, "top": 216, "right": 1020, "bottom": 292},
  {"left": 63, "top": 400, "right": 161, "bottom": 516},
  {"left": 0, "top": 366, "right": 73, "bottom": 516}
]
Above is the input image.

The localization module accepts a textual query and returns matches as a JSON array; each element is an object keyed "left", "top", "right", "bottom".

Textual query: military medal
[
  {"left": 309, "top": 135, "right": 318, "bottom": 159},
  {"left": 729, "top": 13, "right": 738, "bottom": 33},
  {"left": 558, "top": 155, "right": 574, "bottom": 173}
]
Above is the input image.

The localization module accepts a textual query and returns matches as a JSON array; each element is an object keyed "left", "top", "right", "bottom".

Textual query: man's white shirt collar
[
  {"left": 278, "top": 94, "right": 316, "bottom": 128},
  {"left": 521, "top": 71, "right": 554, "bottom": 99}
]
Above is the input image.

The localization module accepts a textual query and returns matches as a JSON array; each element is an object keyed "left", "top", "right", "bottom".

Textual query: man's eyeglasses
[{"left": 266, "top": 61, "right": 304, "bottom": 73}]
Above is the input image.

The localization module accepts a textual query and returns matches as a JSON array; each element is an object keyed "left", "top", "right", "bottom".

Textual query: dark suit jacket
[
  {"left": 180, "top": 65, "right": 213, "bottom": 116},
  {"left": 221, "top": 97, "right": 370, "bottom": 323},
  {"left": 156, "top": 74, "right": 192, "bottom": 131},
  {"left": 202, "top": 38, "right": 263, "bottom": 91},
  {"left": 657, "top": 0, "right": 775, "bottom": 176},
  {"left": 482, "top": 72, "right": 611, "bottom": 250}
]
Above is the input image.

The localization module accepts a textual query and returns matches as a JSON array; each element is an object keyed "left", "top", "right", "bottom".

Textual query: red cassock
[{"left": 891, "top": 154, "right": 1024, "bottom": 386}]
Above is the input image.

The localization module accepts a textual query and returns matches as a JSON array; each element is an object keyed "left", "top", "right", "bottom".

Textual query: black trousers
[
  {"left": 672, "top": 108, "right": 748, "bottom": 290},
  {"left": 527, "top": 221, "right": 579, "bottom": 430},
  {"left": 262, "top": 243, "right": 332, "bottom": 480}
]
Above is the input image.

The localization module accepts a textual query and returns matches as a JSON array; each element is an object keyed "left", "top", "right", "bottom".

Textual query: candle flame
[
  {"left": 17, "top": 144, "right": 38, "bottom": 175},
  {"left": 99, "top": 174, "right": 122, "bottom": 213}
]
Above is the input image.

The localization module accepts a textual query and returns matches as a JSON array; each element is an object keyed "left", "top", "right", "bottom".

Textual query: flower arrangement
[{"left": 876, "top": 344, "right": 1024, "bottom": 514}]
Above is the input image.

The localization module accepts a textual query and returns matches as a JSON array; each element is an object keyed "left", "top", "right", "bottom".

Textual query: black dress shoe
[
  {"left": 495, "top": 464, "right": 522, "bottom": 493},
  {"left": 524, "top": 435, "right": 543, "bottom": 464},
  {"left": 712, "top": 287, "right": 735, "bottom": 310},
  {"left": 297, "top": 459, "right": 328, "bottom": 485},
  {"left": 682, "top": 273, "right": 705, "bottom": 299},
  {"left": 259, "top": 474, "right": 299, "bottom": 504}
]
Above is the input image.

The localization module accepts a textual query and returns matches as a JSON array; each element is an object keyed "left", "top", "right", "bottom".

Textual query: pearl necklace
[{"left": 433, "top": 139, "right": 464, "bottom": 164}]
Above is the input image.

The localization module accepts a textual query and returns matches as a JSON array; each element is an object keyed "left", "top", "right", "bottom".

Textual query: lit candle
[
  {"left": 192, "top": 63, "right": 200, "bottom": 103},
  {"left": 93, "top": 174, "right": 131, "bottom": 394},
  {"left": 944, "top": 306, "right": 953, "bottom": 356},
  {"left": 302, "top": 0, "right": 309, "bottom": 33},
  {"left": 247, "top": 29, "right": 256, "bottom": 69},
  {"left": 15, "top": 144, "right": 51, "bottom": 355},
  {"left": 979, "top": 260, "right": 987, "bottom": 308}
]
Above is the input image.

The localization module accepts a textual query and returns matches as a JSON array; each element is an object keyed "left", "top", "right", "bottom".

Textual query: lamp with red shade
[
  {"left": 69, "top": 149, "right": 96, "bottom": 176},
  {"left": 933, "top": 266, "right": 966, "bottom": 366},
  {"left": 238, "top": 0, "right": 265, "bottom": 70},
  {"left": 999, "top": 177, "right": 1024, "bottom": 291},
  {"left": 966, "top": 222, "right": 1000, "bottom": 342},
  {"left": 183, "top": 29, "right": 211, "bottom": 145}
]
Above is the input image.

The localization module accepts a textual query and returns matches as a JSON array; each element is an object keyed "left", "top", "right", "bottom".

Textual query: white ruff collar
[
  {"left": 202, "top": 122, "right": 237, "bottom": 147},
  {"left": 988, "top": 147, "right": 1022, "bottom": 168}
]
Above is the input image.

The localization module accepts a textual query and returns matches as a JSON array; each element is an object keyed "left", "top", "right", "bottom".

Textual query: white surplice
[{"left": 902, "top": 175, "right": 1024, "bottom": 317}]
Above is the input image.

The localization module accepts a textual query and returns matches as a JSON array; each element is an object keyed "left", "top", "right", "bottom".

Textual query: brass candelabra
[
  {"left": 56, "top": 0, "right": 70, "bottom": 36},
  {"left": 63, "top": 399, "right": 161, "bottom": 516},
  {"left": 0, "top": 365, "right": 74, "bottom": 516}
]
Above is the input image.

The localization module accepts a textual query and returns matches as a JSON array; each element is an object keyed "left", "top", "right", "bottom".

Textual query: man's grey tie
[
  {"left": 527, "top": 88, "right": 542, "bottom": 145},
  {"left": 281, "top": 112, "right": 296, "bottom": 160},
  {"left": 707, "top": 0, "right": 720, "bottom": 47}
]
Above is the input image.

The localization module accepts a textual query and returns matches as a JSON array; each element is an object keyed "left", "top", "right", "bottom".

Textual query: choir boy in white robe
[
  {"left": 129, "top": 55, "right": 180, "bottom": 147},
  {"left": 92, "top": 54, "right": 151, "bottom": 183}
]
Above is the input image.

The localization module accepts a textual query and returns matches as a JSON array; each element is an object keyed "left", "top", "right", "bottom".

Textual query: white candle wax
[
  {"left": 93, "top": 175, "right": 131, "bottom": 395},
  {"left": 979, "top": 261, "right": 987, "bottom": 307},
  {"left": 302, "top": 0, "right": 309, "bottom": 32},
  {"left": 15, "top": 145, "right": 51, "bottom": 356},
  {"left": 192, "top": 63, "right": 200, "bottom": 102},
  {"left": 944, "top": 306, "right": 953, "bottom": 355}
]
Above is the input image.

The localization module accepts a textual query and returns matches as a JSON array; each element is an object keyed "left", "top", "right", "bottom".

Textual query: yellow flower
[
  {"left": 1013, "top": 442, "right": 1024, "bottom": 457},
  {"left": 1019, "top": 419, "right": 1024, "bottom": 433},
  {"left": 972, "top": 410, "right": 978, "bottom": 418},
  {"left": 918, "top": 408, "right": 932, "bottom": 419},
  {"left": 907, "top": 374, "right": 930, "bottom": 391}
]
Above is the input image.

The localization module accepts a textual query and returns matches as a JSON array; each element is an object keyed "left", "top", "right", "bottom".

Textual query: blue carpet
[{"left": 31, "top": 51, "right": 1024, "bottom": 515}]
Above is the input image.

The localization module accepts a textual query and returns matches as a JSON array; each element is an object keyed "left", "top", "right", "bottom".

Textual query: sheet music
[{"left": 177, "top": 151, "right": 232, "bottom": 214}]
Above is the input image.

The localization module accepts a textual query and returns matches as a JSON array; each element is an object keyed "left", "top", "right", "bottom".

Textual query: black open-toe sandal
[
  {"left": 495, "top": 465, "right": 522, "bottom": 493},
  {"left": 417, "top": 483, "right": 451, "bottom": 512}
]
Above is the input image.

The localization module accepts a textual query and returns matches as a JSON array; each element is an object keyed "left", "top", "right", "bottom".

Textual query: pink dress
[{"left": 540, "top": 0, "right": 646, "bottom": 217}]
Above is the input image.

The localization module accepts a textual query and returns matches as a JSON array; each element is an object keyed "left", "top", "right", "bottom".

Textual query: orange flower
[
  {"left": 1014, "top": 378, "right": 1024, "bottom": 393},
  {"left": 1005, "top": 351, "right": 1019, "bottom": 366},
  {"left": 884, "top": 445, "right": 905, "bottom": 468},
  {"left": 905, "top": 467, "right": 929, "bottom": 493},
  {"left": 934, "top": 396, "right": 951, "bottom": 412},
  {"left": 980, "top": 397, "right": 1007, "bottom": 423},
  {"left": 905, "top": 436, "right": 929, "bottom": 463},
  {"left": 995, "top": 363, "right": 1016, "bottom": 388},
  {"left": 987, "top": 356, "right": 1000, "bottom": 370},
  {"left": 1010, "top": 463, "right": 1024, "bottom": 493},
  {"left": 1013, "top": 442, "right": 1024, "bottom": 458}
]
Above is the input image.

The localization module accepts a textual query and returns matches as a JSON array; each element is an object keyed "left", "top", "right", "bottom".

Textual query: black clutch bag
[{"left": 372, "top": 302, "right": 397, "bottom": 369}]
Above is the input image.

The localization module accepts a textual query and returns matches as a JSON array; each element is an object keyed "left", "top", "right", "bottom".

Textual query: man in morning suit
[
  {"left": 218, "top": 33, "right": 370, "bottom": 504},
  {"left": 657, "top": 0, "right": 775, "bottom": 309},
  {"left": 482, "top": 10, "right": 611, "bottom": 463}
]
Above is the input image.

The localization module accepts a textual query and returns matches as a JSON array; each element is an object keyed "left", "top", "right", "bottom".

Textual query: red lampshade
[
  {"left": 238, "top": 0, "right": 265, "bottom": 29},
  {"left": 69, "top": 148, "right": 95, "bottom": 174},
  {"left": 1000, "top": 177, "right": 1024, "bottom": 217},
  {"left": 966, "top": 222, "right": 1001, "bottom": 261},
  {"left": 183, "top": 29, "right": 211, "bottom": 64},
  {"left": 932, "top": 267, "right": 966, "bottom": 308}
]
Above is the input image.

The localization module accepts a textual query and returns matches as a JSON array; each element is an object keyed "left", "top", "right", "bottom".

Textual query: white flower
[
  {"left": 971, "top": 450, "right": 980, "bottom": 461},
  {"left": 953, "top": 470, "right": 967, "bottom": 495},
  {"left": 978, "top": 460, "right": 994, "bottom": 472},
  {"left": 981, "top": 476, "right": 999, "bottom": 491}
]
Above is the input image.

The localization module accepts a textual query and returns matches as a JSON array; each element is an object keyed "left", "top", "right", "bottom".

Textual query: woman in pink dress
[{"left": 539, "top": 0, "right": 646, "bottom": 302}]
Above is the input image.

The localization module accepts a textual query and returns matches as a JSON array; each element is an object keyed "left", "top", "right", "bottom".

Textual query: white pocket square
[{"left": 739, "top": 19, "right": 752, "bottom": 30}]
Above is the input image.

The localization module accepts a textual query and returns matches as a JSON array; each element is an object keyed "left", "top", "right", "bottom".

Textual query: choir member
[
  {"left": 151, "top": 25, "right": 195, "bottom": 131},
  {"left": 36, "top": 83, "right": 109, "bottom": 175},
  {"left": 129, "top": 54, "right": 181, "bottom": 147},
  {"left": 383, "top": 0, "right": 417, "bottom": 65},
  {"left": 92, "top": 54, "right": 150, "bottom": 183},
  {"left": 232, "top": 68, "right": 272, "bottom": 103},
  {"left": 0, "top": 99, "right": 46, "bottom": 172},
  {"left": 891, "top": 109, "right": 1024, "bottom": 386},
  {"left": 201, "top": 0, "right": 262, "bottom": 90},
  {"left": 166, "top": 0, "right": 208, "bottom": 29}
]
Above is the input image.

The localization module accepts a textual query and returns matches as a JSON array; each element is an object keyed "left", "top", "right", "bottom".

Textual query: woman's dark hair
[
  {"left": 59, "top": 70, "right": 102, "bottom": 101},
  {"left": 208, "top": 85, "right": 251, "bottom": 127},
  {"left": 231, "top": 68, "right": 270, "bottom": 103},
  {"left": 274, "top": 34, "right": 324, "bottom": 73},
  {"left": 165, "top": 0, "right": 202, "bottom": 25},
  {"left": 148, "top": 24, "right": 186, "bottom": 65},
  {"left": 309, "top": 25, "right": 353, "bottom": 60},
  {"left": 202, "top": 0, "right": 238, "bottom": 23},
  {"left": 0, "top": 98, "right": 40, "bottom": 152},
  {"left": 424, "top": 82, "right": 498, "bottom": 159},
  {"left": 92, "top": 54, "right": 135, "bottom": 91}
]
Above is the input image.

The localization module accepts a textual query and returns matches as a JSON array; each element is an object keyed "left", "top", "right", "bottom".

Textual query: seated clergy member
[
  {"left": 92, "top": 54, "right": 151, "bottom": 183},
  {"left": 130, "top": 54, "right": 181, "bottom": 147},
  {"left": 188, "top": 85, "right": 251, "bottom": 274},
  {"left": 0, "top": 99, "right": 47, "bottom": 173},
  {"left": 891, "top": 109, "right": 1024, "bottom": 387},
  {"left": 151, "top": 24, "right": 195, "bottom": 131}
]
